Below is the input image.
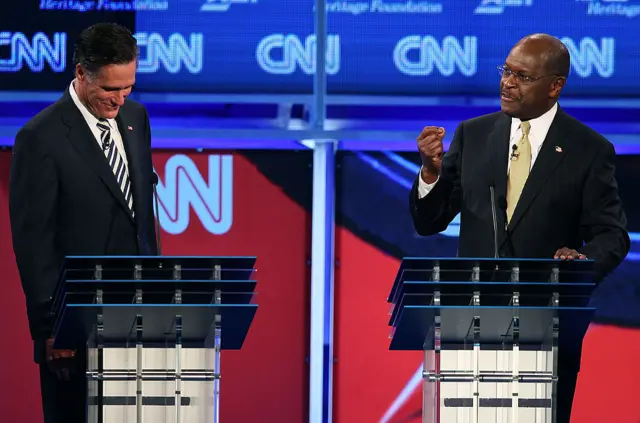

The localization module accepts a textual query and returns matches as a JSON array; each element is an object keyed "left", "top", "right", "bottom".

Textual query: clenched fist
[{"left": 417, "top": 126, "right": 445, "bottom": 183}]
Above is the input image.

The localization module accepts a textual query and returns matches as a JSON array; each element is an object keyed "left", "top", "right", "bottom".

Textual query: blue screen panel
[{"left": 133, "top": 0, "right": 640, "bottom": 96}]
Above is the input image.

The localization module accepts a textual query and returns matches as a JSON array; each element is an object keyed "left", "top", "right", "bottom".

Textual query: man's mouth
[{"left": 501, "top": 92, "right": 517, "bottom": 102}]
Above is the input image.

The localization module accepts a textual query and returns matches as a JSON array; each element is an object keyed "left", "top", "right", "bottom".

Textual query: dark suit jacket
[
  {"left": 409, "top": 106, "right": 629, "bottom": 281},
  {"left": 9, "top": 88, "right": 158, "bottom": 361}
]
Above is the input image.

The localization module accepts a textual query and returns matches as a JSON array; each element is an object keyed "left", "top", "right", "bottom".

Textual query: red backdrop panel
[
  {"left": 0, "top": 151, "right": 41, "bottom": 422},
  {"left": 0, "top": 150, "right": 310, "bottom": 423},
  {"left": 334, "top": 226, "right": 423, "bottom": 423}
]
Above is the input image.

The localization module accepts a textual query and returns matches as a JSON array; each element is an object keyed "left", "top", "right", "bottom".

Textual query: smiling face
[
  {"left": 499, "top": 39, "right": 566, "bottom": 121},
  {"left": 74, "top": 61, "right": 136, "bottom": 120}
]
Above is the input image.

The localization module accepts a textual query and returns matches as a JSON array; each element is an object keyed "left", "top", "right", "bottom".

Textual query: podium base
[
  {"left": 87, "top": 347, "right": 219, "bottom": 423},
  {"left": 423, "top": 349, "right": 557, "bottom": 423}
]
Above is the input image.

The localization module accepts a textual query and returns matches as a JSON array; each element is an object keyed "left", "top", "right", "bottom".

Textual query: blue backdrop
[
  {"left": 2, "top": 0, "right": 639, "bottom": 96},
  {"left": 131, "top": 0, "right": 639, "bottom": 95}
]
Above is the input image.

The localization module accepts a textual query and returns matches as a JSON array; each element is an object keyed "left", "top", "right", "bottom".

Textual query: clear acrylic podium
[
  {"left": 387, "top": 258, "right": 595, "bottom": 423},
  {"left": 50, "top": 255, "right": 258, "bottom": 423}
]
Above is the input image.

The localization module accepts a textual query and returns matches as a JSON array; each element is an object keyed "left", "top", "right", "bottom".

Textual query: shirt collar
[{"left": 510, "top": 102, "right": 558, "bottom": 138}]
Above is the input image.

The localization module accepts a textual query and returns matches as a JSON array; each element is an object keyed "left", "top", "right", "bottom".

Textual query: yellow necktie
[{"left": 506, "top": 121, "right": 531, "bottom": 223}]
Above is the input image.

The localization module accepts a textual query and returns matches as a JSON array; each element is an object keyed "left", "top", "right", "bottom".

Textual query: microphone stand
[{"left": 152, "top": 173, "right": 162, "bottom": 255}]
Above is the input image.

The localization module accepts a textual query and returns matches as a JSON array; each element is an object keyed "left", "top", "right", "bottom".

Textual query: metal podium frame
[
  {"left": 387, "top": 257, "right": 595, "bottom": 423},
  {"left": 50, "top": 255, "right": 258, "bottom": 423}
]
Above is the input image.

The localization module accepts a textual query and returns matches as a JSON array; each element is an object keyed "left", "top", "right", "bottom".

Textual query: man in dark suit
[
  {"left": 9, "top": 23, "right": 158, "bottom": 423},
  {"left": 409, "top": 34, "right": 629, "bottom": 421}
]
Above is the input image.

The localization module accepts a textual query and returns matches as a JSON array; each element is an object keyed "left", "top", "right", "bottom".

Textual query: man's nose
[
  {"left": 503, "top": 73, "right": 518, "bottom": 88},
  {"left": 113, "top": 92, "right": 126, "bottom": 106}
]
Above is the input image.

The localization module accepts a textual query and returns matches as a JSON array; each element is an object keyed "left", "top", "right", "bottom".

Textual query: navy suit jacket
[
  {"left": 409, "top": 107, "right": 630, "bottom": 282},
  {"left": 9, "top": 88, "right": 158, "bottom": 361}
]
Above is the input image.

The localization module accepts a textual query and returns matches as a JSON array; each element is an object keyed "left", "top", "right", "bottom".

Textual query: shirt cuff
[{"left": 417, "top": 166, "right": 439, "bottom": 199}]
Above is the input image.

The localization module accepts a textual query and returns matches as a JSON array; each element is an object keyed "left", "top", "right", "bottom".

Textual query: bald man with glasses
[{"left": 409, "top": 33, "right": 629, "bottom": 422}]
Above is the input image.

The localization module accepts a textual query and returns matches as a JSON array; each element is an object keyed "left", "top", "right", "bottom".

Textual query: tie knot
[
  {"left": 520, "top": 121, "right": 531, "bottom": 136},
  {"left": 96, "top": 119, "right": 110, "bottom": 132}
]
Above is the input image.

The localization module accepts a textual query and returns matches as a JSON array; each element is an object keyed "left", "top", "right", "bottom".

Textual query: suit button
[{"left": 137, "top": 235, "right": 140, "bottom": 241}]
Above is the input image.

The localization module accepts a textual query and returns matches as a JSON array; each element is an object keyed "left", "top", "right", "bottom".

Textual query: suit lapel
[
  {"left": 490, "top": 114, "right": 511, "bottom": 243},
  {"left": 61, "top": 94, "right": 134, "bottom": 223},
  {"left": 507, "top": 110, "right": 570, "bottom": 232},
  {"left": 116, "top": 113, "right": 144, "bottom": 224}
]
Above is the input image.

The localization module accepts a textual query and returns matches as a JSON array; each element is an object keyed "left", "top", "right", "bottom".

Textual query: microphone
[
  {"left": 151, "top": 172, "right": 162, "bottom": 255},
  {"left": 490, "top": 185, "right": 499, "bottom": 259},
  {"left": 498, "top": 196, "right": 515, "bottom": 257},
  {"left": 102, "top": 139, "right": 111, "bottom": 151},
  {"left": 510, "top": 144, "right": 519, "bottom": 161}
]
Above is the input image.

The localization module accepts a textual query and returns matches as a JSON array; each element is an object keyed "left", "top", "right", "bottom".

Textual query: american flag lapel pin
[
  {"left": 555, "top": 146, "right": 562, "bottom": 153},
  {"left": 127, "top": 125, "right": 133, "bottom": 131}
]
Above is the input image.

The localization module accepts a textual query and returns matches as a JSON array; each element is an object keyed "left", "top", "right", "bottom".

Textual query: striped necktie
[
  {"left": 96, "top": 119, "right": 134, "bottom": 212},
  {"left": 506, "top": 120, "right": 531, "bottom": 223}
]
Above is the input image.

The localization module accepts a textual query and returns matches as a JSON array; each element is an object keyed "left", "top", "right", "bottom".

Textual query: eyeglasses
[{"left": 497, "top": 65, "right": 561, "bottom": 84}]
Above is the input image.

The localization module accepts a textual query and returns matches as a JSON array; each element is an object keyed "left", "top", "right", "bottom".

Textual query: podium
[
  {"left": 387, "top": 258, "right": 595, "bottom": 423},
  {"left": 50, "top": 255, "right": 258, "bottom": 423}
]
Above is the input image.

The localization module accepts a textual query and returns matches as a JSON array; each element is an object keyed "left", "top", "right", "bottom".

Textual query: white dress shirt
[
  {"left": 69, "top": 80, "right": 130, "bottom": 169},
  {"left": 417, "top": 103, "right": 558, "bottom": 198}
]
